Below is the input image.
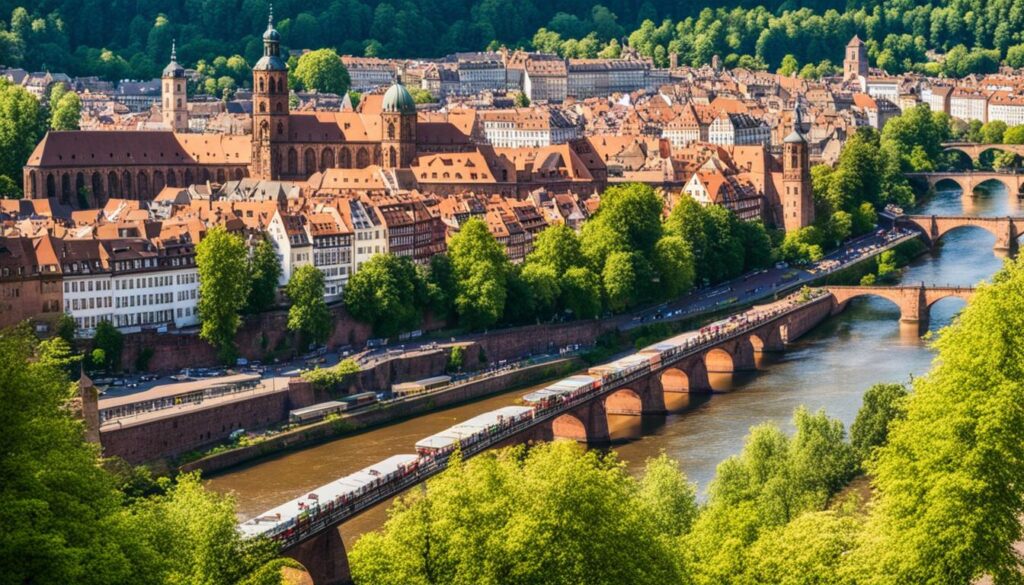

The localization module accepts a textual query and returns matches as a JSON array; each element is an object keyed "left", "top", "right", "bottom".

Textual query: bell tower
[
  {"left": 782, "top": 103, "right": 814, "bottom": 232},
  {"left": 380, "top": 83, "right": 418, "bottom": 169},
  {"left": 252, "top": 6, "right": 289, "bottom": 180},
  {"left": 162, "top": 40, "right": 188, "bottom": 132}
]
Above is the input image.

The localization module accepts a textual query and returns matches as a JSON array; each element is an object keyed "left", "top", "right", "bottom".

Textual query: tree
[
  {"left": 526, "top": 224, "right": 584, "bottom": 275},
  {"left": 344, "top": 254, "right": 422, "bottom": 337},
  {"left": 93, "top": 319, "right": 123, "bottom": 372},
  {"left": 196, "top": 227, "right": 251, "bottom": 363},
  {"left": 513, "top": 91, "right": 530, "bottom": 107},
  {"left": 349, "top": 441, "right": 685, "bottom": 585},
  {"left": 520, "top": 263, "right": 560, "bottom": 319},
  {"left": 408, "top": 87, "right": 436, "bottom": 104},
  {"left": 560, "top": 266, "right": 602, "bottom": 318},
  {"left": 285, "top": 264, "right": 331, "bottom": 347},
  {"left": 850, "top": 383, "right": 908, "bottom": 462},
  {"left": 602, "top": 250, "right": 637, "bottom": 312},
  {"left": 653, "top": 236, "right": 696, "bottom": 298},
  {"left": 447, "top": 218, "right": 509, "bottom": 330},
  {"left": 0, "top": 325, "right": 133, "bottom": 584},
  {"left": 245, "top": 235, "right": 281, "bottom": 314},
  {"left": 777, "top": 53, "right": 799, "bottom": 76},
  {"left": 0, "top": 79, "right": 45, "bottom": 197},
  {"left": 50, "top": 89, "right": 81, "bottom": 130},
  {"left": 854, "top": 257, "right": 1024, "bottom": 582},
  {"left": 292, "top": 48, "right": 351, "bottom": 95},
  {"left": 55, "top": 312, "right": 76, "bottom": 345}
]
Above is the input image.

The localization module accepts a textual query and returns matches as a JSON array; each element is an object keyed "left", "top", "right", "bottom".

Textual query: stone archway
[
  {"left": 661, "top": 367, "right": 689, "bottom": 393},
  {"left": 604, "top": 388, "right": 643, "bottom": 416},
  {"left": 356, "top": 147, "right": 370, "bottom": 168},
  {"left": 340, "top": 148, "right": 352, "bottom": 168},
  {"left": 551, "top": 413, "right": 588, "bottom": 442},
  {"left": 705, "top": 348, "right": 734, "bottom": 373}
]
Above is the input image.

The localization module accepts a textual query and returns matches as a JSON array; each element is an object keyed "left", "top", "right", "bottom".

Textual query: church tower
[
  {"left": 844, "top": 36, "right": 868, "bottom": 81},
  {"left": 162, "top": 41, "right": 188, "bottom": 132},
  {"left": 380, "top": 83, "right": 418, "bottom": 169},
  {"left": 251, "top": 7, "right": 289, "bottom": 180},
  {"left": 782, "top": 104, "right": 814, "bottom": 232}
]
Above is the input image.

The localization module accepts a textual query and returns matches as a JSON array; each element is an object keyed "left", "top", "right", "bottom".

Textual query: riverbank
[{"left": 184, "top": 357, "right": 583, "bottom": 476}]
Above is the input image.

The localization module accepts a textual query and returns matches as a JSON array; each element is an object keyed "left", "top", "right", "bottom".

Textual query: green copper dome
[{"left": 382, "top": 83, "right": 417, "bottom": 115}]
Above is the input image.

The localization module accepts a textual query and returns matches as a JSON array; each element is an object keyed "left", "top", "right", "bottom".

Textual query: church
[{"left": 22, "top": 14, "right": 463, "bottom": 207}]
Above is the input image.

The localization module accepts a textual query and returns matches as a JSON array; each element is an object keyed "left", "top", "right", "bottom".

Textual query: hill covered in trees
[{"left": 6, "top": 0, "right": 1024, "bottom": 87}]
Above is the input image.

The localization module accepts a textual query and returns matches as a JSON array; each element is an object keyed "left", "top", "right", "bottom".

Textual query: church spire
[{"left": 170, "top": 39, "right": 177, "bottom": 63}]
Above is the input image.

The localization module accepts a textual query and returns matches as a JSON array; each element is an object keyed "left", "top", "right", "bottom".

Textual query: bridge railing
[{"left": 252, "top": 290, "right": 835, "bottom": 550}]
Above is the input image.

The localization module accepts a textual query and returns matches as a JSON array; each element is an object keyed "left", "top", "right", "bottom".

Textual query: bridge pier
[
  {"left": 994, "top": 217, "right": 1019, "bottom": 257},
  {"left": 282, "top": 526, "right": 352, "bottom": 585},
  {"left": 551, "top": 399, "right": 611, "bottom": 444}
]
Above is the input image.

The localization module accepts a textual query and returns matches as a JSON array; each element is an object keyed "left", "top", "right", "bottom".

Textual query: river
[{"left": 206, "top": 182, "right": 1013, "bottom": 545}]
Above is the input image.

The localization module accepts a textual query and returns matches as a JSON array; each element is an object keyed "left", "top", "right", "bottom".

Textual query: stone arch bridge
[
  {"left": 825, "top": 284, "right": 974, "bottom": 329},
  {"left": 941, "top": 142, "right": 1024, "bottom": 165},
  {"left": 898, "top": 214, "right": 1021, "bottom": 255},
  {"left": 905, "top": 171, "right": 1024, "bottom": 197},
  {"left": 272, "top": 285, "right": 975, "bottom": 584}
]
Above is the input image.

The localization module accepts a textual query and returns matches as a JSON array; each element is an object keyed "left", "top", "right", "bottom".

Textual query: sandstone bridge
[
  {"left": 905, "top": 170, "right": 1024, "bottom": 198},
  {"left": 897, "top": 214, "right": 1022, "bottom": 255},
  {"left": 265, "top": 285, "right": 974, "bottom": 585},
  {"left": 941, "top": 142, "right": 1024, "bottom": 165}
]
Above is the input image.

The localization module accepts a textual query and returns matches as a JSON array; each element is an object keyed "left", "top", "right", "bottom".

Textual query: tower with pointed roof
[
  {"left": 162, "top": 41, "right": 188, "bottom": 132},
  {"left": 252, "top": 5, "right": 290, "bottom": 179},
  {"left": 844, "top": 35, "right": 868, "bottom": 81},
  {"left": 782, "top": 103, "right": 813, "bottom": 232}
]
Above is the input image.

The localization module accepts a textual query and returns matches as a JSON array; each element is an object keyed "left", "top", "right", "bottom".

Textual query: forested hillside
[{"left": 5, "top": 0, "right": 1024, "bottom": 84}]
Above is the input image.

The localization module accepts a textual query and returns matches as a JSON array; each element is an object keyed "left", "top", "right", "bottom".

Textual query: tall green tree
[
  {"left": 292, "top": 48, "right": 351, "bottom": 95},
  {"left": 93, "top": 319, "right": 123, "bottom": 372},
  {"left": 447, "top": 218, "right": 509, "bottom": 330},
  {"left": 285, "top": 264, "right": 331, "bottom": 347},
  {"left": 49, "top": 86, "right": 81, "bottom": 130},
  {"left": 344, "top": 254, "right": 422, "bottom": 337},
  {"left": 245, "top": 235, "right": 281, "bottom": 314},
  {"left": 196, "top": 227, "right": 251, "bottom": 363},
  {"left": 0, "top": 79, "right": 45, "bottom": 198}
]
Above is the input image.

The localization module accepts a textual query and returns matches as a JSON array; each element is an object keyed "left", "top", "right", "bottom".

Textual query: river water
[{"left": 207, "top": 183, "right": 1013, "bottom": 544}]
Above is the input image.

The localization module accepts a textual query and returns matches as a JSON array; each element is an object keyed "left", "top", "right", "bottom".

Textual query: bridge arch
[
  {"left": 604, "top": 388, "right": 643, "bottom": 416},
  {"left": 704, "top": 347, "right": 734, "bottom": 373},
  {"left": 661, "top": 367, "right": 689, "bottom": 393},
  {"left": 281, "top": 525, "right": 351, "bottom": 585},
  {"left": 551, "top": 413, "right": 588, "bottom": 442}
]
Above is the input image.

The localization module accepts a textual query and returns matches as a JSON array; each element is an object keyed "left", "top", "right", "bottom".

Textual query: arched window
[
  {"left": 356, "top": 147, "right": 370, "bottom": 168},
  {"left": 304, "top": 148, "right": 316, "bottom": 175},
  {"left": 259, "top": 78, "right": 265, "bottom": 92},
  {"left": 287, "top": 148, "right": 298, "bottom": 175},
  {"left": 259, "top": 101, "right": 267, "bottom": 113},
  {"left": 276, "top": 102, "right": 283, "bottom": 113},
  {"left": 388, "top": 122, "right": 396, "bottom": 140},
  {"left": 277, "top": 121, "right": 283, "bottom": 135}
]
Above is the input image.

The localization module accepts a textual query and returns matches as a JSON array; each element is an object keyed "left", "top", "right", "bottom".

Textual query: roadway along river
[{"left": 207, "top": 182, "right": 1014, "bottom": 546}]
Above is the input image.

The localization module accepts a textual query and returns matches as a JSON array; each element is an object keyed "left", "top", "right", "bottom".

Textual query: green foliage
[
  {"left": 408, "top": 87, "right": 435, "bottom": 104},
  {"left": 601, "top": 250, "right": 637, "bottom": 312},
  {"left": 285, "top": 265, "right": 332, "bottom": 346},
  {"left": 850, "top": 383, "right": 909, "bottom": 463},
  {"left": 245, "top": 235, "right": 281, "bottom": 314},
  {"left": 685, "top": 408, "right": 857, "bottom": 585},
  {"left": 55, "top": 312, "right": 76, "bottom": 345},
  {"left": 350, "top": 442, "right": 688, "bottom": 585},
  {"left": 512, "top": 91, "right": 530, "bottom": 107},
  {"left": 560, "top": 266, "right": 602, "bottom": 318},
  {"left": 196, "top": 227, "right": 251, "bottom": 364},
  {"left": 93, "top": 319, "right": 123, "bottom": 372},
  {"left": 0, "top": 325, "right": 282, "bottom": 583},
  {"left": 653, "top": 235, "right": 696, "bottom": 298},
  {"left": 448, "top": 218, "right": 509, "bottom": 330},
  {"left": 0, "top": 78, "right": 45, "bottom": 197},
  {"left": 293, "top": 49, "right": 350, "bottom": 95},
  {"left": 49, "top": 83, "right": 81, "bottom": 130},
  {"left": 301, "top": 358, "right": 359, "bottom": 391},
  {"left": 853, "top": 257, "right": 1024, "bottom": 583},
  {"left": 446, "top": 345, "right": 464, "bottom": 373},
  {"left": 344, "top": 254, "right": 422, "bottom": 337}
]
